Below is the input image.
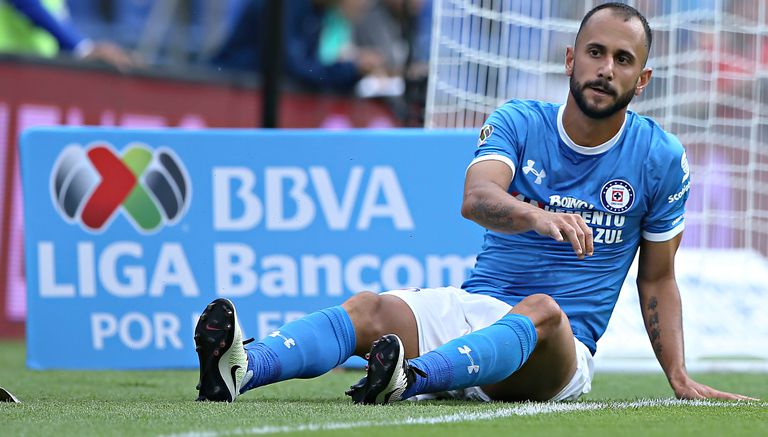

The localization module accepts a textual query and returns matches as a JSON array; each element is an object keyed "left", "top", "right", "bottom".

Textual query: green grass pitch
[{"left": 1, "top": 340, "right": 766, "bottom": 436}]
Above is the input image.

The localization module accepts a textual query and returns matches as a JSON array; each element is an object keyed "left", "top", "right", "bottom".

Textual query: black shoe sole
[
  {"left": 347, "top": 334, "right": 405, "bottom": 405},
  {"left": 194, "top": 298, "right": 237, "bottom": 402}
]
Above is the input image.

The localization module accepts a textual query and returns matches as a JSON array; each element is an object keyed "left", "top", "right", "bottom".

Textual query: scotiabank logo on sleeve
[{"left": 50, "top": 143, "right": 191, "bottom": 233}]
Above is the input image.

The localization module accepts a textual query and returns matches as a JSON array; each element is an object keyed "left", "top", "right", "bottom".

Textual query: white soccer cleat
[
  {"left": 194, "top": 298, "right": 252, "bottom": 402},
  {"left": 0, "top": 386, "right": 20, "bottom": 403}
]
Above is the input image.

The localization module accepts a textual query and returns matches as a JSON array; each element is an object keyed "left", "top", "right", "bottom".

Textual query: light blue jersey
[{"left": 462, "top": 99, "right": 691, "bottom": 354}]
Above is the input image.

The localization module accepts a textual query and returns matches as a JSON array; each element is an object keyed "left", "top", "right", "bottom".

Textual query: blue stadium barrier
[{"left": 20, "top": 128, "right": 481, "bottom": 369}]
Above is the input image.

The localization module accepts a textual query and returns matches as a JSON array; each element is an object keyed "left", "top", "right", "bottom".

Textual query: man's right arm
[{"left": 461, "top": 159, "right": 593, "bottom": 259}]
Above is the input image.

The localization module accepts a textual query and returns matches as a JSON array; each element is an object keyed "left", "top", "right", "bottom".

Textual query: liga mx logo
[
  {"left": 477, "top": 124, "right": 493, "bottom": 146},
  {"left": 51, "top": 143, "right": 191, "bottom": 233}
]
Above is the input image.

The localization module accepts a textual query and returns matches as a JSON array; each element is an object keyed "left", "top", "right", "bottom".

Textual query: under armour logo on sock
[
  {"left": 522, "top": 160, "right": 546, "bottom": 184},
  {"left": 269, "top": 330, "right": 296, "bottom": 349},
  {"left": 457, "top": 345, "right": 479, "bottom": 374}
]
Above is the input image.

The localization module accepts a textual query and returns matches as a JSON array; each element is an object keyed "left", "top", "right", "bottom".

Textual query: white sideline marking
[{"left": 164, "top": 399, "right": 764, "bottom": 437}]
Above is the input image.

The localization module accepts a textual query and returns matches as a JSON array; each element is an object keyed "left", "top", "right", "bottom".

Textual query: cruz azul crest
[{"left": 600, "top": 179, "right": 634, "bottom": 214}]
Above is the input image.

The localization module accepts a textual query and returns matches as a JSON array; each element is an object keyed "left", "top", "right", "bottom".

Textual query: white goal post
[{"left": 425, "top": 0, "right": 768, "bottom": 371}]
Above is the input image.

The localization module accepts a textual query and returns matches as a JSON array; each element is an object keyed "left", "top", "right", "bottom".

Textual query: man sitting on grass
[{"left": 193, "top": 2, "right": 755, "bottom": 404}]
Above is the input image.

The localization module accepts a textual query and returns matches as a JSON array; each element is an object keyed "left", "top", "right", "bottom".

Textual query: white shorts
[{"left": 383, "top": 286, "right": 594, "bottom": 402}]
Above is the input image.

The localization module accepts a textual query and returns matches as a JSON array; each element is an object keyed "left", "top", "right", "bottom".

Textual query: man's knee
[
  {"left": 342, "top": 291, "right": 419, "bottom": 356},
  {"left": 342, "top": 291, "right": 386, "bottom": 339},
  {"left": 513, "top": 294, "right": 567, "bottom": 337}
]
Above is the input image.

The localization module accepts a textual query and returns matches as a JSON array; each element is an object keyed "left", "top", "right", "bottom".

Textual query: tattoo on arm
[
  {"left": 646, "top": 296, "right": 662, "bottom": 356},
  {"left": 473, "top": 199, "right": 519, "bottom": 230}
]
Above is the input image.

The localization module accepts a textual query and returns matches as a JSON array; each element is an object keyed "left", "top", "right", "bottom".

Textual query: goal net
[{"left": 425, "top": 0, "right": 768, "bottom": 371}]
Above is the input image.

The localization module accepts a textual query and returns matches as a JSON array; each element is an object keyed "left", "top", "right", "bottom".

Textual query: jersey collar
[{"left": 557, "top": 104, "right": 628, "bottom": 155}]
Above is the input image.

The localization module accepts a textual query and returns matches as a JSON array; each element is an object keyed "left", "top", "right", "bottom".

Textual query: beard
[{"left": 569, "top": 73, "right": 636, "bottom": 119}]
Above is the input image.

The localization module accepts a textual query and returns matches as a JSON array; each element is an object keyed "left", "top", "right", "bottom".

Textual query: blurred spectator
[
  {"left": 349, "top": 0, "right": 434, "bottom": 122},
  {"left": 0, "top": 0, "right": 139, "bottom": 71},
  {"left": 412, "top": 0, "right": 432, "bottom": 63},
  {"left": 209, "top": 0, "right": 263, "bottom": 72},
  {"left": 354, "top": 0, "right": 430, "bottom": 76},
  {"left": 212, "top": 0, "right": 387, "bottom": 93}
]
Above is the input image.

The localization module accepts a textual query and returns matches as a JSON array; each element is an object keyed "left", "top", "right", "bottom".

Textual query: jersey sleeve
[
  {"left": 642, "top": 134, "right": 691, "bottom": 242},
  {"left": 467, "top": 101, "right": 527, "bottom": 178},
  {"left": 8, "top": 0, "right": 85, "bottom": 51}
]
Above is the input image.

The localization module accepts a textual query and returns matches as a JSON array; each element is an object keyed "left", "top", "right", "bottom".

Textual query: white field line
[{"left": 163, "top": 399, "right": 766, "bottom": 437}]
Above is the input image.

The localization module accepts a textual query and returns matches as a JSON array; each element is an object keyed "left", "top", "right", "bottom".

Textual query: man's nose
[{"left": 597, "top": 57, "right": 614, "bottom": 80}]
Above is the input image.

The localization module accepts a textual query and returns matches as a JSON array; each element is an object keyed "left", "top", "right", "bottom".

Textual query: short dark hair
[{"left": 576, "top": 2, "right": 653, "bottom": 55}]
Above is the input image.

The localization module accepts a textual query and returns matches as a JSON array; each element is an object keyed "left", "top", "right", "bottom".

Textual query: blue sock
[
  {"left": 241, "top": 306, "right": 356, "bottom": 392},
  {"left": 403, "top": 313, "right": 537, "bottom": 399}
]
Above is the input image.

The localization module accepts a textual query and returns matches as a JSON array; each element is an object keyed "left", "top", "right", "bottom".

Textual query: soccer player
[{"left": 194, "top": 3, "right": 756, "bottom": 404}]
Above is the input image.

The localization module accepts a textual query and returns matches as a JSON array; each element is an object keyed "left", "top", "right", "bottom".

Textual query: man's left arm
[{"left": 636, "top": 234, "right": 756, "bottom": 400}]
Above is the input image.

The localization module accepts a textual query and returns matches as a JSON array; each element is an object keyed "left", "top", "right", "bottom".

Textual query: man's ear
[
  {"left": 635, "top": 67, "right": 653, "bottom": 96},
  {"left": 565, "top": 46, "right": 574, "bottom": 77}
]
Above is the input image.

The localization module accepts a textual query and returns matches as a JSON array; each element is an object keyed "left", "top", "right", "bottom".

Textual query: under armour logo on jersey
[
  {"left": 457, "top": 345, "right": 479, "bottom": 374},
  {"left": 269, "top": 330, "right": 296, "bottom": 349},
  {"left": 522, "top": 160, "right": 546, "bottom": 184}
]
